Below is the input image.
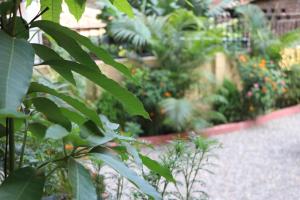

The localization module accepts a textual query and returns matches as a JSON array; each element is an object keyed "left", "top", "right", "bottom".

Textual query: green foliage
[
  {"left": 0, "top": 1, "right": 168, "bottom": 199},
  {"left": 136, "top": 135, "right": 220, "bottom": 199},
  {"left": 151, "top": 9, "right": 223, "bottom": 69},
  {"left": 0, "top": 167, "right": 45, "bottom": 200},
  {"left": 213, "top": 79, "right": 244, "bottom": 123},
  {"left": 0, "top": 31, "right": 34, "bottom": 113},
  {"left": 237, "top": 55, "right": 288, "bottom": 116}
]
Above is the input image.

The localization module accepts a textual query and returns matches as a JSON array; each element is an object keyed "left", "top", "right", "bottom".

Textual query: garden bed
[{"left": 140, "top": 104, "right": 300, "bottom": 145}]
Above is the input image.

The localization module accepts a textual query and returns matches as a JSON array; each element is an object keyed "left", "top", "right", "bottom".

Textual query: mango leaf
[
  {"left": 0, "top": 31, "right": 34, "bottom": 112},
  {"left": 43, "top": 60, "right": 149, "bottom": 118},
  {"left": 32, "top": 97, "right": 72, "bottom": 131},
  {"left": 112, "top": 0, "right": 134, "bottom": 18},
  {"left": 80, "top": 120, "right": 114, "bottom": 146},
  {"left": 40, "top": 0, "right": 63, "bottom": 22},
  {"left": 28, "top": 122, "right": 48, "bottom": 139},
  {"left": 92, "top": 153, "right": 161, "bottom": 200},
  {"left": 68, "top": 158, "right": 97, "bottom": 200},
  {"left": 0, "top": 1, "right": 13, "bottom": 15},
  {"left": 32, "top": 44, "right": 76, "bottom": 85},
  {"left": 140, "top": 154, "right": 176, "bottom": 183},
  {"left": 31, "top": 20, "right": 132, "bottom": 79},
  {"left": 28, "top": 82, "right": 102, "bottom": 127},
  {"left": 65, "top": 0, "right": 86, "bottom": 21},
  {"left": 60, "top": 107, "right": 86, "bottom": 125},
  {"left": 31, "top": 21, "right": 99, "bottom": 71},
  {"left": 123, "top": 142, "right": 142, "bottom": 167},
  {"left": 45, "top": 124, "right": 69, "bottom": 140},
  {"left": 0, "top": 167, "right": 45, "bottom": 200}
]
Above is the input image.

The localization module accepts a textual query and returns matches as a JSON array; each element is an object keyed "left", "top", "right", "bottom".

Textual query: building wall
[{"left": 254, "top": 0, "right": 300, "bottom": 13}]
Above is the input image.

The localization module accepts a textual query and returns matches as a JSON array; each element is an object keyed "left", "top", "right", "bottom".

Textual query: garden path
[{"left": 203, "top": 112, "right": 300, "bottom": 200}]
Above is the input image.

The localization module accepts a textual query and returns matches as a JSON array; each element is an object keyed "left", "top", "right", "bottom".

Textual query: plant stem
[
  {"left": 11, "top": 0, "right": 20, "bottom": 36},
  {"left": 18, "top": 119, "right": 28, "bottom": 168},
  {"left": 8, "top": 118, "right": 15, "bottom": 173},
  {"left": 4, "top": 119, "right": 9, "bottom": 178}
]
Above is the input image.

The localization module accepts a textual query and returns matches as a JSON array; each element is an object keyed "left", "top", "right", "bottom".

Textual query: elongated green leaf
[
  {"left": 123, "top": 142, "right": 142, "bottom": 167},
  {"left": 0, "top": 167, "right": 45, "bottom": 200},
  {"left": 68, "top": 158, "right": 97, "bottom": 200},
  {"left": 43, "top": 60, "right": 149, "bottom": 118},
  {"left": 31, "top": 20, "right": 132, "bottom": 79},
  {"left": 140, "top": 154, "right": 175, "bottom": 183},
  {"left": 32, "top": 44, "right": 75, "bottom": 85},
  {"left": 28, "top": 122, "right": 48, "bottom": 139},
  {"left": 113, "top": 0, "right": 134, "bottom": 18},
  {"left": 60, "top": 107, "right": 86, "bottom": 125},
  {"left": 80, "top": 120, "right": 114, "bottom": 146},
  {"left": 32, "top": 97, "right": 72, "bottom": 131},
  {"left": 28, "top": 82, "right": 102, "bottom": 126},
  {"left": 46, "top": 124, "right": 69, "bottom": 140},
  {"left": 31, "top": 21, "right": 99, "bottom": 71},
  {"left": 65, "top": 0, "right": 86, "bottom": 21},
  {"left": 40, "top": 0, "right": 63, "bottom": 22},
  {"left": 92, "top": 153, "right": 161, "bottom": 200},
  {"left": 0, "top": 31, "right": 34, "bottom": 112}
]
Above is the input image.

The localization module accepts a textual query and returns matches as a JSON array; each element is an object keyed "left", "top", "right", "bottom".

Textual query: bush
[
  {"left": 213, "top": 79, "right": 244, "bottom": 123},
  {"left": 97, "top": 67, "right": 190, "bottom": 136},
  {"left": 237, "top": 55, "right": 288, "bottom": 116}
]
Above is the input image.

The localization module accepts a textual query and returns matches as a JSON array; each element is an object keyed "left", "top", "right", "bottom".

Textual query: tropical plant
[
  {"left": 0, "top": 0, "right": 174, "bottom": 199},
  {"left": 135, "top": 135, "right": 220, "bottom": 200},
  {"left": 212, "top": 79, "right": 245, "bottom": 123}
]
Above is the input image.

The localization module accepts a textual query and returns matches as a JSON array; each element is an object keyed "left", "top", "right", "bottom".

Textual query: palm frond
[
  {"left": 108, "top": 15, "right": 151, "bottom": 49},
  {"left": 160, "top": 98, "right": 194, "bottom": 131}
]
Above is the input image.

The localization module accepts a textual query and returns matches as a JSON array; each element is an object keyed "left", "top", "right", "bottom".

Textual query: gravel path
[{"left": 204, "top": 113, "right": 300, "bottom": 200}]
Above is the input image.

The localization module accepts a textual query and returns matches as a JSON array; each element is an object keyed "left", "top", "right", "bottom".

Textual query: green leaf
[
  {"left": 31, "top": 20, "right": 132, "bottom": 79},
  {"left": 28, "top": 82, "right": 102, "bottom": 127},
  {"left": 60, "top": 107, "right": 86, "bottom": 125},
  {"left": 112, "top": 0, "right": 134, "bottom": 18},
  {"left": 92, "top": 153, "right": 161, "bottom": 200},
  {"left": 0, "top": 31, "right": 34, "bottom": 112},
  {"left": 0, "top": 1, "right": 12, "bottom": 15},
  {"left": 40, "top": 0, "right": 63, "bottom": 22},
  {"left": 0, "top": 167, "right": 45, "bottom": 200},
  {"left": 0, "top": 109, "right": 26, "bottom": 119},
  {"left": 43, "top": 60, "right": 149, "bottom": 118},
  {"left": 32, "top": 44, "right": 76, "bottom": 85},
  {"left": 68, "top": 158, "right": 97, "bottom": 200},
  {"left": 65, "top": 0, "right": 86, "bottom": 21},
  {"left": 123, "top": 142, "right": 142, "bottom": 167},
  {"left": 31, "top": 21, "right": 99, "bottom": 71},
  {"left": 140, "top": 154, "right": 176, "bottom": 183},
  {"left": 80, "top": 120, "right": 114, "bottom": 146},
  {"left": 45, "top": 124, "right": 69, "bottom": 140},
  {"left": 28, "top": 122, "right": 48, "bottom": 139},
  {"left": 32, "top": 97, "right": 72, "bottom": 131},
  {"left": 26, "top": 0, "right": 33, "bottom": 7}
]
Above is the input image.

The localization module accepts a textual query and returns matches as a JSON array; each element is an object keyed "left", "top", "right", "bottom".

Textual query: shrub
[{"left": 237, "top": 55, "right": 288, "bottom": 116}]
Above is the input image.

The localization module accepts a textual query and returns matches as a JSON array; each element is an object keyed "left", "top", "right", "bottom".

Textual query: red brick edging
[{"left": 139, "top": 104, "right": 300, "bottom": 145}]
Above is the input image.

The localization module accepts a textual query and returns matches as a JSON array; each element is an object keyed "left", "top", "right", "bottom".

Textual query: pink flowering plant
[{"left": 237, "top": 55, "right": 288, "bottom": 116}]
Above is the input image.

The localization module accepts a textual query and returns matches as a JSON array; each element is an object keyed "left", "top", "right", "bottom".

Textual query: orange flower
[
  {"left": 131, "top": 68, "right": 137, "bottom": 75},
  {"left": 239, "top": 55, "right": 247, "bottom": 63},
  {"left": 65, "top": 144, "right": 74, "bottom": 151},
  {"left": 259, "top": 59, "right": 266, "bottom": 69},
  {"left": 164, "top": 92, "right": 172, "bottom": 97},
  {"left": 271, "top": 82, "right": 277, "bottom": 89},
  {"left": 282, "top": 88, "right": 288, "bottom": 93},
  {"left": 264, "top": 77, "right": 271, "bottom": 82},
  {"left": 262, "top": 87, "right": 268, "bottom": 94}
]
